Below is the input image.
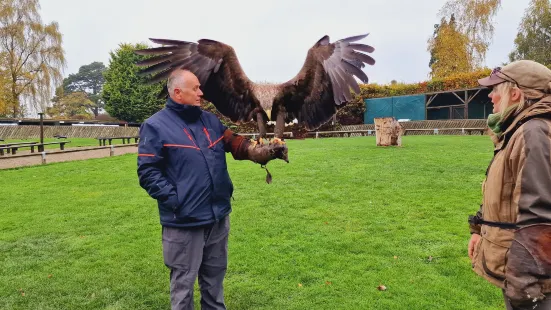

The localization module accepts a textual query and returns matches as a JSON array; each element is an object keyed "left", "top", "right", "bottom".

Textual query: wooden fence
[
  {"left": 0, "top": 119, "right": 489, "bottom": 140},
  {"left": 340, "top": 119, "right": 488, "bottom": 136},
  {"left": 0, "top": 125, "right": 139, "bottom": 139}
]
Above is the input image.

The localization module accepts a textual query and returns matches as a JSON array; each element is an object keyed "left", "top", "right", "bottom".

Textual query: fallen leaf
[
  {"left": 79, "top": 235, "right": 85, "bottom": 239},
  {"left": 325, "top": 281, "right": 332, "bottom": 285},
  {"left": 393, "top": 256, "right": 398, "bottom": 259},
  {"left": 377, "top": 285, "right": 387, "bottom": 291},
  {"left": 298, "top": 283, "right": 303, "bottom": 288},
  {"left": 428, "top": 256, "right": 434, "bottom": 262},
  {"left": 21, "top": 292, "right": 25, "bottom": 297},
  {"left": 48, "top": 274, "right": 53, "bottom": 278},
  {"left": 324, "top": 222, "right": 328, "bottom": 225}
]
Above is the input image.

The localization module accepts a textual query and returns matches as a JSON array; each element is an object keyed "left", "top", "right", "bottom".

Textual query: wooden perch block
[{"left": 374, "top": 117, "right": 403, "bottom": 147}]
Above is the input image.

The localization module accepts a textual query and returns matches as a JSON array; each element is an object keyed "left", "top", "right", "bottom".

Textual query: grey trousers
[
  {"left": 503, "top": 290, "right": 551, "bottom": 310},
  {"left": 162, "top": 215, "right": 230, "bottom": 310}
]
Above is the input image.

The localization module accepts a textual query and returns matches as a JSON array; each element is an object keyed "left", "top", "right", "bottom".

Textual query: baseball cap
[{"left": 478, "top": 60, "right": 551, "bottom": 95}]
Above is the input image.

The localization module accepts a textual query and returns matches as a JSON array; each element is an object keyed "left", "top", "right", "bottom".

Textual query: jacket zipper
[{"left": 187, "top": 120, "right": 218, "bottom": 221}]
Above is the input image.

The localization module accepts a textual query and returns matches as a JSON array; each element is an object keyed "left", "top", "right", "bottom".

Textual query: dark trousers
[
  {"left": 503, "top": 290, "right": 551, "bottom": 310},
  {"left": 162, "top": 215, "right": 230, "bottom": 310}
]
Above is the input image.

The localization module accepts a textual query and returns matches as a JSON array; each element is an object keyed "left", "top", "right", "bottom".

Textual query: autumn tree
[
  {"left": 509, "top": 0, "right": 551, "bottom": 65},
  {"left": 0, "top": 61, "right": 10, "bottom": 116},
  {"left": 428, "top": 15, "right": 471, "bottom": 78},
  {"left": 101, "top": 43, "right": 164, "bottom": 123},
  {"left": 0, "top": 0, "right": 66, "bottom": 117},
  {"left": 61, "top": 61, "right": 106, "bottom": 116},
  {"left": 439, "top": 0, "right": 502, "bottom": 69},
  {"left": 46, "top": 90, "right": 94, "bottom": 119}
]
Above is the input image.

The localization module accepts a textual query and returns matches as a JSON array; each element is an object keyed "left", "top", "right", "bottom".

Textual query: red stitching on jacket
[
  {"left": 204, "top": 127, "right": 224, "bottom": 148},
  {"left": 203, "top": 127, "right": 213, "bottom": 145},
  {"left": 163, "top": 144, "right": 200, "bottom": 150},
  {"left": 183, "top": 128, "right": 199, "bottom": 148},
  {"left": 209, "top": 136, "right": 224, "bottom": 148},
  {"left": 166, "top": 128, "right": 222, "bottom": 151}
]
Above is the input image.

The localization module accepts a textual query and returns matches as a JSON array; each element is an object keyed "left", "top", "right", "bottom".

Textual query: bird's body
[
  {"left": 134, "top": 33, "right": 375, "bottom": 144},
  {"left": 251, "top": 82, "right": 280, "bottom": 119}
]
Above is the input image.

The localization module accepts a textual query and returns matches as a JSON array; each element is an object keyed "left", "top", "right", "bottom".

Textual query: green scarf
[{"left": 487, "top": 104, "right": 519, "bottom": 136}]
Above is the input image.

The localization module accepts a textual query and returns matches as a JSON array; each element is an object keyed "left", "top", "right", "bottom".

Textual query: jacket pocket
[
  {"left": 160, "top": 191, "right": 179, "bottom": 213},
  {"left": 481, "top": 238, "right": 508, "bottom": 281}
]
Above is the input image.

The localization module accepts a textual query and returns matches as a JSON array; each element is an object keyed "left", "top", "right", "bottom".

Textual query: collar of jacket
[
  {"left": 494, "top": 96, "right": 551, "bottom": 150},
  {"left": 488, "top": 103, "right": 519, "bottom": 136},
  {"left": 165, "top": 98, "right": 203, "bottom": 122}
]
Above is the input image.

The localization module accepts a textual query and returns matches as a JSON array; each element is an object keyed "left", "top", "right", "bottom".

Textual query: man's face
[{"left": 172, "top": 73, "right": 203, "bottom": 106}]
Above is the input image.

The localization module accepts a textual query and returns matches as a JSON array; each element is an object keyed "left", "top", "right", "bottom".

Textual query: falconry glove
[
  {"left": 222, "top": 129, "right": 288, "bottom": 183},
  {"left": 246, "top": 141, "right": 288, "bottom": 166}
]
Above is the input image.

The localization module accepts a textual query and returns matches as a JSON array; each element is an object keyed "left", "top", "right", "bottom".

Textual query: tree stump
[{"left": 374, "top": 117, "right": 403, "bottom": 146}]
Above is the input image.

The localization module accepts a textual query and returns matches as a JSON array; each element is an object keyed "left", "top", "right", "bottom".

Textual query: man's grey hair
[{"left": 167, "top": 69, "right": 190, "bottom": 95}]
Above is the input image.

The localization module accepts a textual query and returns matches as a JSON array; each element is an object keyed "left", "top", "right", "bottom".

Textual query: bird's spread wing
[
  {"left": 134, "top": 38, "right": 264, "bottom": 123},
  {"left": 273, "top": 33, "right": 375, "bottom": 130}
]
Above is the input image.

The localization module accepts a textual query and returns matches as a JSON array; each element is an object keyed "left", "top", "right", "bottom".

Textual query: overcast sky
[{"left": 40, "top": 0, "right": 530, "bottom": 85}]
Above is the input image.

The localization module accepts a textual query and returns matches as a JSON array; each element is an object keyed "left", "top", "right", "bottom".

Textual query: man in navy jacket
[{"left": 137, "top": 69, "right": 286, "bottom": 310}]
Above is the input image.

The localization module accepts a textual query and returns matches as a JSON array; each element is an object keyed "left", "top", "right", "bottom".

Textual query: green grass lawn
[{"left": 0, "top": 136, "right": 505, "bottom": 309}]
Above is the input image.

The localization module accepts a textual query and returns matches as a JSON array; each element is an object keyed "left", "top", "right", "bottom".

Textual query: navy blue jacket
[{"left": 137, "top": 99, "right": 233, "bottom": 228}]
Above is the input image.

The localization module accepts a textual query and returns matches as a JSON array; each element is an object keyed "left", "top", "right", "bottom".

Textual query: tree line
[
  {"left": 428, "top": 0, "right": 551, "bottom": 79},
  {"left": 1, "top": 0, "right": 550, "bottom": 123}
]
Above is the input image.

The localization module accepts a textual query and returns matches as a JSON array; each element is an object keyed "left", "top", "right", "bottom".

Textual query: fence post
[
  {"left": 315, "top": 132, "right": 319, "bottom": 139},
  {"left": 462, "top": 128, "right": 465, "bottom": 135},
  {"left": 434, "top": 129, "right": 439, "bottom": 135},
  {"left": 41, "top": 151, "right": 46, "bottom": 164},
  {"left": 38, "top": 112, "right": 44, "bottom": 145},
  {"left": 110, "top": 145, "right": 115, "bottom": 156}
]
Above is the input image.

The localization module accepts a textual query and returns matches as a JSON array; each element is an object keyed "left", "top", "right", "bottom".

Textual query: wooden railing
[{"left": 237, "top": 127, "right": 487, "bottom": 139}]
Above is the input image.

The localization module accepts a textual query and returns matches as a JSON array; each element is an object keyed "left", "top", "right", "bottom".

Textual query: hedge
[{"left": 352, "top": 68, "right": 492, "bottom": 101}]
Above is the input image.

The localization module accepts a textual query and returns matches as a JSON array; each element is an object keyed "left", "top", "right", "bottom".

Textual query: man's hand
[
  {"left": 246, "top": 140, "right": 288, "bottom": 165},
  {"left": 468, "top": 233, "right": 481, "bottom": 261}
]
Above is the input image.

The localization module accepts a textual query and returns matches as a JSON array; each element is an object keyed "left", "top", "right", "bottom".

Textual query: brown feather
[
  {"left": 341, "top": 59, "right": 369, "bottom": 82},
  {"left": 134, "top": 38, "right": 266, "bottom": 124},
  {"left": 148, "top": 38, "right": 192, "bottom": 46},
  {"left": 273, "top": 33, "right": 375, "bottom": 131},
  {"left": 341, "top": 33, "right": 370, "bottom": 43},
  {"left": 136, "top": 54, "right": 176, "bottom": 67},
  {"left": 349, "top": 43, "right": 375, "bottom": 53},
  {"left": 134, "top": 46, "right": 183, "bottom": 55},
  {"left": 138, "top": 60, "right": 174, "bottom": 76},
  {"left": 346, "top": 51, "right": 376, "bottom": 66}
]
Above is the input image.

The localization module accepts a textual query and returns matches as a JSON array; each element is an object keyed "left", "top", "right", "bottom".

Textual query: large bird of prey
[{"left": 134, "top": 33, "right": 375, "bottom": 145}]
